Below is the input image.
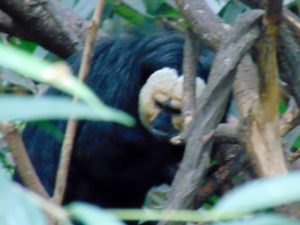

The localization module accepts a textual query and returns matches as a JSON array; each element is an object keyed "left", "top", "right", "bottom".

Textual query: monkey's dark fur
[{"left": 21, "top": 33, "right": 213, "bottom": 208}]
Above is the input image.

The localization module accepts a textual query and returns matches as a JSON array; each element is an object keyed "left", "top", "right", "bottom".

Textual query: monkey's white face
[{"left": 138, "top": 67, "right": 206, "bottom": 141}]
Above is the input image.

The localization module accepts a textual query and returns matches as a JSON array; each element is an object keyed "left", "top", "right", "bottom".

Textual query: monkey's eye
[{"left": 155, "top": 101, "right": 181, "bottom": 115}]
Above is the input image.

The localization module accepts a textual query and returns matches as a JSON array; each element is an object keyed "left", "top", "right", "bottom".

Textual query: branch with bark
[
  {"left": 0, "top": 123, "right": 49, "bottom": 198},
  {"left": 0, "top": 0, "right": 300, "bottom": 223},
  {"left": 53, "top": 0, "right": 105, "bottom": 205},
  {"left": 0, "top": 9, "right": 36, "bottom": 42},
  {"left": 160, "top": 0, "right": 300, "bottom": 223},
  {"left": 0, "top": 0, "right": 88, "bottom": 58},
  {"left": 159, "top": 9, "right": 263, "bottom": 225},
  {"left": 182, "top": 30, "right": 199, "bottom": 128}
]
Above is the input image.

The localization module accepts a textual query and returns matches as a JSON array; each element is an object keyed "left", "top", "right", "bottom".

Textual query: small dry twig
[
  {"left": 182, "top": 30, "right": 199, "bottom": 128},
  {"left": 0, "top": 123, "right": 49, "bottom": 198},
  {"left": 53, "top": 0, "right": 105, "bottom": 205}
]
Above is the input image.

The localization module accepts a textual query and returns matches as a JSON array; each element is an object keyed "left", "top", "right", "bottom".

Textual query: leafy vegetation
[{"left": 0, "top": 0, "right": 300, "bottom": 225}]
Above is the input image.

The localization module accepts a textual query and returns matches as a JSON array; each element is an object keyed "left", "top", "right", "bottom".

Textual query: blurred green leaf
[
  {"left": 67, "top": 202, "right": 125, "bottom": 225},
  {"left": 9, "top": 38, "right": 38, "bottom": 54},
  {"left": 0, "top": 95, "right": 133, "bottom": 124},
  {"left": 156, "top": 5, "right": 180, "bottom": 19},
  {"left": 212, "top": 214, "right": 300, "bottom": 225},
  {"left": 0, "top": 43, "right": 134, "bottom": 126},
  {"left": 33, "top": 121, "right": 65, "bottom": 142},
  {"left": 279, "top": 101, "right": 287, "bottom": 115},
  {"left": 113, "top": 3, "right": 150, "bottom": 25},
  {"left": 109, "top": 209, "right": 207, "bottom": 222},
  {"left": 143, "top": 0, "right": 165, "bottom": 14},
  {"left": 0, "top": 164, "right": 47, "bottom": 225},
  {"left": 212, "top": 172, "right": 300, "bottom": 218},
  {"left": 293, "top": 135, "right": 300, "bottom": 148}
]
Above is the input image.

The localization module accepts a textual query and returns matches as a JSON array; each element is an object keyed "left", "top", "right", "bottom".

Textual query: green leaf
[
  {"left": 113, "top": 3, "right": 149, "bottom": 25},
  {"left": 9, "top": 38, "right": 38, "bottom": 54},
  {"left": 293, "top": 135, "right": 300, "bottom": 148},
  {"left": 212, "top": 214, "right": 300, "bottom": 225},
  {"left": 0, "top": 164, "right": 47, "bottom": 225},
  {"left": 67, "top": 202, "right": 125, "bottom": 225},
  {"left": 0, "top": 43, "right": 134, "bottom": 126},
  {"left": 0, "top": 95, "right": 133, "bottom": 124},
  {"left": 32, "top": 121, "right": 65, "bottom": 142},
  {"left": 212, "top": 172, "right": 300, "bottom": 218},
  {"left": 143, "top": 0, "right": 165, "bottom": 14},
  {"left": 279, "top": 101, "right": 287, "bottom": 115}
]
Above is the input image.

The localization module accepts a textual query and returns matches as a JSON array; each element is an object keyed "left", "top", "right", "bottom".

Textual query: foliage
[
  {"left": 0, "top": 163, "right": 47, "bottom": 225},
  {"left": 1, "top": 0, "right": 300, "bottom": 225},
  {"left": 2, "top": 163, "right": 300, "bottom": 225},
  {"left": 0, "top": 43, "right": 134, "bottom": 126}
]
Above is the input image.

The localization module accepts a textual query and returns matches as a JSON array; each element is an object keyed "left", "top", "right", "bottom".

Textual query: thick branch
[
  {"left": 241, "top": 1, "right": 300, "bottom": 45},
  {"left": 0, "top": 9, "right": 36, "bottom": 41},
  {"left": 175, "top": 0, "right": 229, "bottom": 50},
  {"left": 159, "top": 11, "right": 262, "bottom": 225},
  {"left": 248, "top": 0, "right": 287, "bottom": 176},
  {"left": 0, "top": 0, "right": 87, "bottom": 57}
]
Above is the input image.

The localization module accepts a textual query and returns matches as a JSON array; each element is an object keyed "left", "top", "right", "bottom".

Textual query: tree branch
[
  {"left": 241, "top": 1, "right": 300, "bottom": 45},
  {"left": 182, "top": 30, "right": 199, "bottom": 128},
  {"left": 0, "top": 9, "right": 36, "bottom": 41},
  {"left": 159, "top": 10, "right": 262, "bottom": 225},
  {"left": 0, "top": 0, "right": 87, "bottom": 58},
  {"left": 280, "top": 104, "right": 300, "bottom": 136},
  {"left": 248, "top": 0, "right": 287, "bottom": 176},
  {"left": 53, "top": 0, "right": 105, "bottom": 205},
  {"left": 0, "top": 123, "right": 49, "bottom": 199},
  {"left": 279, "top": 24, "right": 300, "bottom": 107},
  {"left": 175, "top": 0, "right": 229, "bottom": 50}
]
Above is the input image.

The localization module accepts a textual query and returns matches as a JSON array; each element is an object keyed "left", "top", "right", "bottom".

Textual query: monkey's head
[{"left": 138, "top": 67, "right": 206, "bottom": 141}]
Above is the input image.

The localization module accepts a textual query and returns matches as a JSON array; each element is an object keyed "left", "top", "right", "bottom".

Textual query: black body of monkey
[{"left": 20, "top": 33, "right": 214, "bottom": 208}]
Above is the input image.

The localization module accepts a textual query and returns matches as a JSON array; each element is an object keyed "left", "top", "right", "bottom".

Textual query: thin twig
[
  {"left": 279, "top": 24, "right": 300, "bottom": 107},
  {"left": 53, "top": 0, "right": 105, "bottom": 205},
  {"left": 282, "top": 9, "right": 300, "bottom": 45},
  {"left": 182, "top": 30, "right": 199, "bottom": 128},
  {"left": 0, "top": 123, "right": 49, "bottom": 198},
  {"left": 288, "top": 149, "right": 300, "bottom": 162},
  {"left": 280, "top": 104, "right": 300, "bottom": 136}
]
